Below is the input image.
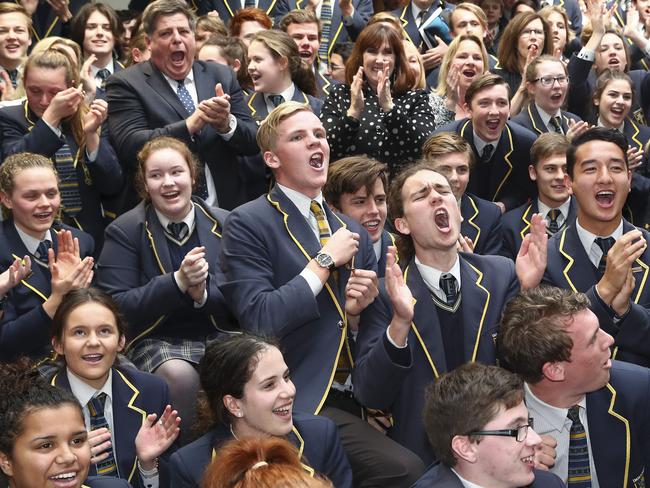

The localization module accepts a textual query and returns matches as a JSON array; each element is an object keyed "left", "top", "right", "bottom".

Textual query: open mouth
[
  {"left": 550, "top": 92, "right": 563, "bottom": 102},
  {"left": 434, "top": 208, "right": 450, "bottom": 231},
  {"left": 595, "top": 190, "right": 614, "bottom": 207},
  {"left": 272, "top": 403, "right": 292, "bottom": 418},
  {"left": 299, "top": 50, "right": 312, "bottom": 60},
  {"left": 521, "top": 455, "right": 534, "bottom": 467},
  {"left": 486, "top": 119, "right": 500, "bottom": 131},
  {"left": 171, "top": 51, "right": 185, "bottom": 64},
  {"left": 551, "top": 183, "right": 566, "bottom": 192},
  {"left": 162, "top": 191, "right": 180, "bottom": 200},
  {"left": 608, "top": 58, "right": 621, "bottom": 67},
  {"left": 462, "top": 68, "right": 476, "bottom": 78},
  {"left": 82, "top": 353, "right": 104, "bottom": 364},
  {"left": 362, "top": 219, "right": 381, "bottom": 233},
  {"left": 49, "top": 471, "right": 79, "bottom": 488},
  {"left": 34, "top": 211, "right": 53, "bottom": 222},
  {"left": 309, "top": 153, "right": 324, "bottom": 169},
  {"left": 610, "top": 106, "right": 625, "bottom": 117}
]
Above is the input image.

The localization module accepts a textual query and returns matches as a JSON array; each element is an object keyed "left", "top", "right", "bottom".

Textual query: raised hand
[
  {"left": 534, "top": 434, "right": 557, "bottom": 471},
  {"left": 42, "top": 86, "right": 83, "bottom": 127},
  {"left": 135, "top": 406, "right": 181, "bottom": 469},
  {"left": 385, "top": 246, "right": 413, "bottom": 328},
  {"left": 626, "top": 146, "right": 644, "bottom": 171},
  {"left": 445, "top": 64, "right": 461, "bottom": 109},
  {"left": 83, "top": 99, "right": 108, "bottom": 135},
  {"left": 515, "top": 213, "right": 547, "bottom": 290},
  {"left": 176, "top": 246, "right": 209, "bottom": 292},
  {"left": 566, "top": 119, "right": 590, "bottom": 141},
  {"left": 0, "top": 256, "right": 31, "bottom": 297},
  {"left": 80, "top": 54, "right": 98, "bottom": 103},
  {"left": 198, "top": 83, "right": 232, "bottom": 133},
  {"left": 339, "top": 0, "right": 353, "bottom": 18},
  {"left": 347, "top": 67, "right": 365, "bottom": 120},
  {"left": 321, "top": 228, "right": 360, "bottom": 268},
  {"left": 377, "top": 62, "right": 393, "bottom": 112}
]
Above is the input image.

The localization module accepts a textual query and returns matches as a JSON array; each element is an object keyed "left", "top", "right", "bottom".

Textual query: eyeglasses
[
  {"left": 521, "top": 28, "right": 544, "bottom": 37},
  {"left": 532, "top": 75, "right": 570, "bottom": 86},
  {"left": 468, "top": 418, "right": 534, "bottom": 442}
]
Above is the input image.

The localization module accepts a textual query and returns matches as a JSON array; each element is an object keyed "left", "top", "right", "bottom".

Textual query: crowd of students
[{"left": 0, "top": 0, "right": 649, "bottom": 486}]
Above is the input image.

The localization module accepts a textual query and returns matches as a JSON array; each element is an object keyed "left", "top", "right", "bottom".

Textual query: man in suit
[
  {"left": 274, "top": 0, "right": 373, "bottom": 69},
  {"left": 107, "top": 0, "right": 259, "bottom": 213},
  {"left": 412, "top": 362, "right": 565, "bottom": 487},
  {"left": 502, "top": 133, "right": 577, "bottom": 260},
  {"left": 541, "top": 127, "right": 650, "bottom": 367},
  {"left": 421, "top": 132, "right": 502, "bottom": 255},
  {"left": 221, "top": 102, "right": 425, "bottom": 487},
  {"left": 436, "top": 73, "right": 537, "bottom": 212},
  {"left": 353, "top": 163, "right": 547, "bottom": 464},
  {"left": 499, "top": 286, "right": 650, "bottom": 487},
  {"left": 323, "top": 155, "right": 394, "bottom": 277}
]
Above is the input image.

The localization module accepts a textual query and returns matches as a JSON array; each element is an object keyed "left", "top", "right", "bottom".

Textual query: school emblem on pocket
[
  {"left": 633, "top": 468, "right": 645, "bottom": 488},
  {"left": 633, "top": 108, "right": 647, "bottom": 126}
]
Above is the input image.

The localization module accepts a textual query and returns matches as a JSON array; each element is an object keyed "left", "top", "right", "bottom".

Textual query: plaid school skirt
[{"left": 128, "top": 334, "right": 223, "bottom": 372}]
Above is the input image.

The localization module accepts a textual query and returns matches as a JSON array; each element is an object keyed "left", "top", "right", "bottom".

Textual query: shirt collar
[
  {"left": 537, "top": 197, "right": 571, "bottom": 221},
  {"left": 524, "top": 382, "right": 586, "bottom": 433},
  {"left": 66, "top": 367, "right": 113, "bottom": 407},
  {"left": 450, "top": 468, "right": 485, "bottom": 488},
  {"left": 266, "top": 82, "right": 295, "bottom": 106},
  {"left": 277, "top": 183, "right": 324, "bottom": 220},
  {"left": 14, "top": 223, "right": 52, "bottom": 255},
  {"left": 535, "top": 102, "right": 561, "bottom": 127},
  {"left": 472, "top": 130, "right": 499, "bottom": 155},
  {"left": 373, "top": 239, "right": 382, "bottom": 262},
  {"left": 575, "top": 217, "right": 623, "bottom": 256},
  {"left": 91, "top": 58, "right": 115, "bottom": 77},
  {"left": 162, "top": 66, "right": 195, "bottom": 85},
  {"left": 414, "top": 254, "right": 461, "bottom": 293},
  {"left": 154, "top": 202, "right": 196, "bottom": 233},
  {"left": 597, "top": 117, "right": 624, "bottom": 133}
]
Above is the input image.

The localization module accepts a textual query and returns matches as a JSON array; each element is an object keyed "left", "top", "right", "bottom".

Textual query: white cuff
[
  {"left": 576, "top": 48, "right": 595, "bottom": 61},
  {"left": 386, "top": 326, "right": 408, "bottom": 348},
  {"left": 300, "top": 267, "right": 324, "bottom": 296},
  {"left": 218, "top": 114, "right": 237, "bottom": 140}
]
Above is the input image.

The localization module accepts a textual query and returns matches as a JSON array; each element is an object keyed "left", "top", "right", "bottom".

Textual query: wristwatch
[{"left": 315, "top": 252, "right": 336, "bottom": 271}]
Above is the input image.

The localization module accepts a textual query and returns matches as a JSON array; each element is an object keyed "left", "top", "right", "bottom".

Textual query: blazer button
[{"left": 337, "top": 320, "right": 344, "bottom": 330}]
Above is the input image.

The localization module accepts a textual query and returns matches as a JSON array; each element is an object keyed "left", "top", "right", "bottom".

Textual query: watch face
[{"left": 317, "top": 253, "right": 334, "bottom": 268}]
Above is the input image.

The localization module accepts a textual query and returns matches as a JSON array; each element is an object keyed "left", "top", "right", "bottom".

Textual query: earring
[{"left": 237, "top": 412, "right": 243, "bottom": 418}]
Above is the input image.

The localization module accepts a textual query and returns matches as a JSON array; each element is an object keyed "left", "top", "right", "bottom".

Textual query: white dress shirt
[{"left": 575, "top": 218, "right": 623, "bottom": 268}]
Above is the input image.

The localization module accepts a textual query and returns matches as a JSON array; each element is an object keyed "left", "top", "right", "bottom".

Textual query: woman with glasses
[
  {"left": 511, "top": 55, "right": 586, "bottom": 138},
  {"left": 493, "top": 12, "right": 554, "bottom": 113}
]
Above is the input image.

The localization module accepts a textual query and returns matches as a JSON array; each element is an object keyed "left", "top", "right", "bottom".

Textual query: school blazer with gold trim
[
  {"left": 220, "top": 184, "right": 377, "bottom": 414},
  {"left": 354, "top": 253, "right": 518, "bottom": 463},
  {"left": 0, "top": 100, "right": 124, "bottom": 250},
  {"left": 0, "top": 220, "right": 94, "bottom": 362},
  {"left": 196, "top": 0, "right": 282, "bottom": 22},
  {"left": 501, "top": 196, "right": 577, "bottom": 261},
  {"left": 460, "top": 193, "right": 502, "bottom": 256},
  {"left": 435, "top": 119, "right": 537, "bottom": 212},
  {"left": 509, "top": 103, "right": 581, "bottom": 136},
  {"left": 84, "top": 477, "right": 131, "bottom": 488},
  {"left": 390, "top": 0, "right": 454, "bottom": 50},
  {"left": 376, "top": 230, "right": 397, "bottom": 278},
  {"left": 412, "top": 463, "right": 565, "bottom": 487},
  {"left": 96, "top": 197, "right": 237, "bottom": 346},
  {"left": 169, "top": 412, "right": 353, "bottom": 488},
  {"left": 51, "top": 366, "right": 174, "bottom": 488},
  {"left": 543, "top": 221, "right": 650, "bottom": 367}
]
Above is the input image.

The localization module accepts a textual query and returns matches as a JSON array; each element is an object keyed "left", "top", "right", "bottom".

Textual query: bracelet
[{"left": 137, "top": 458, "right": 159, "bottom": 478}]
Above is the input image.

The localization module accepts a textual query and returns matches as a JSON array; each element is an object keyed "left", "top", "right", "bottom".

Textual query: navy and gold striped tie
[
  {"left": 318, "top": 0, "right": 333, "bottom": 66},
  {"left": 567, "top": 405, "right": 591, "bottom": 487},
  {"left": 310, "top": 200, "right": 331, "bottom": 247},
  {"left": 55, "top": 143, "right": 82, "bottom": 217},
  {"left": 88, "top": 393, "right": 118, "bottom": 477}
]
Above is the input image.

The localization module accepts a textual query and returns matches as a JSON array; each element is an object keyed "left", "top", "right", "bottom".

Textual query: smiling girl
[
  {"left": 49, "top": 288, "right": 180, "bottom": 488},
  {"left": 169, "top": 334, "right": 352, "bottom": 488},
  {"left": 96, "top": 136, "right": 237, "bottom": 444}
]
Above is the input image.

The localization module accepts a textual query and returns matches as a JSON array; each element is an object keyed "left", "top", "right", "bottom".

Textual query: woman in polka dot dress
[{"left": 320, "top": 23, "right": 436, "bottom": 177}]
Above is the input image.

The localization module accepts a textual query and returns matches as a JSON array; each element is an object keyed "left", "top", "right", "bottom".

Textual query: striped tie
[
  {"left": 88, "top": 393, "right": 118, "bottom": 477},
  {"left": 55, "top": 142, "right": 82, "bottom": 217},
  {"left": 310, "top": 200, "right": 331, "bottom": 246},
  {"left": 318, "top": 0, "right": 333, "bottom": 66},
  {"left": 567, "top": 405, "right": 591, "bottom": 487},
  {"left": 547, "top": 209, "right": 560, "bottom": 234}
]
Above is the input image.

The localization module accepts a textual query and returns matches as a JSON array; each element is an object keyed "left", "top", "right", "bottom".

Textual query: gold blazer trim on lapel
[
  {"left": 403, "top": 264, "right": 440, "bottom": 379},
  {"left": 145, "top": 220, "right": 167, "bottom": 274},
  {"left": 527, "top": 104, "right": 544, "bottom": 135},
  {"left": 195, "top": 203, "right": 222, "bottom": 237},
  {"left": 627, "top": 117, "right": 643, "bottom": 151},
  {"left": 30, "top": 16, "right": 59, "bottom": 42},
  {"left": 115, "top": 369, "right": 147, "bottom": 483},
  {"left": 519, "top": 204, "right": 533, "bottom": 241},
  {"left": 247, "top": 92, "right": 260, "bottom": 119},
  {"left": 291, "top": 426, "right": 316, "bottom": 476},
  {"left": 266, "top": 192, "right": 349, "bottom": 415},
  {"left": 399, "top": 5, "right": 417, "bottom": 46},
  {"left": 558, "top": 227, "right": 578, "bottom": 292},
  {"left": 466, "top": 261, "right": 491, "bottom": 362},
  {"left": 465, "top": 195, "right": 482, "bottom": 249},
  {"left": 12, "top": 252, "right": 48, "bottom": 301},
  {"left": 604, "top": 382, "right": 631, "bottom": 488}
]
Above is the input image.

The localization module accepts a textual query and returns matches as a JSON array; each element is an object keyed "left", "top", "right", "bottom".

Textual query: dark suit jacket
[
  {"left": 510, "top": 103, "right": 581, "bottom": 136},
  {"left": 0, "top": 221, "right": 94, "bottom": 362},
  {"left": 28, "top": 0, "right": 87, "bottom": 42},
  {"left": 197, "top": 0, "right": 282, "bottom": 22},
  {"left": 220, "top": 185, "right": 377, "bottom": 414},
  {"left": 435, "top": 119, "right": 537, "bottom": 211},
  {"left": 0, "top": 100, "right": 123, "bottom": 249},
  {"left": 51, "top": 367, "right": 174, "bottom": 488},
  {"left": 411, "top": 463, "right": 565, "bottom": 487},
  {"left": 106, "top": 60, "right": 259, "bottom": 212},
  {"left": 501, "top": 197, "right": 577, "bottom": 260},
  {"left": 169, "top": 412, "right": 353, "bottom": 488},
  {"left": 460, "top": 193, "right": 502, "bottom": 255},
  {"left": 274, "top": 0, "right": 373, "bottom": 48},
  {"left": 354, "top": 253, "right": 518, "bottom": 463},
  {"left": 96, "top": 198, "right": 237, "bottom": 346},
  {"left": 543, "top": 221, "right": 650, "bottom": 367},
  {"left": 84, "top": 477, "right": 131, "bottom": 488}
]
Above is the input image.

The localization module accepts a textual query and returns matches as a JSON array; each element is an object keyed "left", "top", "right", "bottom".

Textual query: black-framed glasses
[
  {"left": 532, "top": 75, "right": 570, "bottom": 86},
  {"left": 468, "top": 418, "right": 534, "bottom": 442}
]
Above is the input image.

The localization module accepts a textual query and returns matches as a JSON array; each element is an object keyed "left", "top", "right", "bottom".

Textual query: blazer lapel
[
  {"left": 143, "top": 61, "right": 189, "bottom": 118},
  {"left": 291, "top": 88, "right": 309, "bottom": 104},
  {"left": 519, "top": 201, "right": 536, "bottom": 240},
  {"left": 6, "top": 222, "right": 50, "bottom": 302},
  {"left": 623, "top": 220, "right": 650, "bottom": 303},
  {"left": 246, "top": 92, "right": 269, "bottom": 123},
  {"left": 557, "top": 224, "right": 600, "bottom": 292},
  {"left": 493, "top": 125, "right": 515, "bottom": 202},
  {"left": 407, "top": 263, "right": 445, "bottom": 377},
  {"left": 194, "top": 201, "right": 222, "bottom": 267},
  {"left": 324, "top": 205, "right": 349, "bottom": 298},
  {"left": 459, "top": 257, "right": 492, "bottom": 362},
  {"left": 561, "top": 112, "right": 573, "bottom": 133},
  {"left": 286, "top": 427, "right": 316, "bottom": 477},
  {"left": 460, "top": 194, "right": 481, "bottom": 248},
  {"left": 527, "top": 103, "right": 546, "bottom": 135},
  {"left": 144, "top": 204, "right": 174, "bottom": 275},
  {"left": 587, "top": 384, "right": 632, "bottom": 488},
  {"left": 624, "top": 118, "right": 644, "bottom": 152},
  {"left": 194, "top": 63, "right": 215, "bottom": 107}
]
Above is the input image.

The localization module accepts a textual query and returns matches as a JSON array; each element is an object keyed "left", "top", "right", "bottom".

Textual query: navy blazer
[
  {"left": 197, "top": 0, "right": 282, "bottom": 22},
  {"left": 0, "top": 100, "right": 123, "bottom": 250},
  {"left": 106, "top": 60, "right": 259, "bottom": 212},
  {"left": 28, "top": 0, "right": 87, "bottom": 42},
  {"left": 354, "top": 253, "right": 518, "bottom": 463},
  {"left": 391, "top": 0, "right": 454, "bottom": 50},
  {"left": 169, "top": 412, "right": 353, "bottom": 488},
  {"left": 548, "top": 0, "right": 582, "bottom": 34},
  {"left": 411, "top": 463, "right": 565, "bottom": 487},
  {"left": 316, "top": 70, "right": 333, "bottom": 99},
  {"left": 510, "top": 103, "right": 582, "bottom": 136},
  {"left": 501, "top": 197, "right": 577, "bottom": 260},
  {"left": 51, "top": 367, "right": 174, "bottom": 488},
  {"left": 96, "top": 198, "right": 237, "bottom": 347},
  {"left": 543, "top": 221, "right": 650, "bottom": 367},
  {"left": 460, "top": 193, "right": 502, "bottom": 255},
  {"left": 376, "top": 230, "right": 397, "bottom": 278},
  {"left": 0, "top": 221, "right": 94, "bottom": 362},
  {"left": 220, "top": 185, "right": 377, "bottom": 414},
  {"left": 435, "top": 119, "right": 537, "bottom": 211},
  {"left": 84, "top": 477, "right": 131, "bottom": 488},
  {"left": 274, "top": 0, "right": 373, "bottom": 49}
]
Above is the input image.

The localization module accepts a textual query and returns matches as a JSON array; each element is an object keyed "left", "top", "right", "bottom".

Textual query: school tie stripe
[
  {"left": 567, "top": 405, "right": 592, "bottom": 487},
  {"left": 54, "top": 142, "right": 82, "bottom": 217},
  {"left": 318, "top": 0, "right": 333, "bottom": 65},
  {"left": 547, "top": 209, "right": 560, "bottom": 234},
  {"left": 88, "top": 393, "right": 118, "bottom": 477},
  {"left": 310, "top": 200, "right": 331, "bottom": 247}
]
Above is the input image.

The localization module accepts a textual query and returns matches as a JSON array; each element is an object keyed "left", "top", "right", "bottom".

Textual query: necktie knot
[
  {"left": 547, "top": 208, "right": 560, "bottom": 234},
  {"left": 269, "top": 94, "right": 285, "bottom": 108},
  {"left": 167, "top": 221, "right": 189, "bottom": 241},
  {"left": 595, "top": 236, "right": 615, "bottom": 256},
  {"left": 97, "top": 69, "right": 110, "bottom": 81},
  {"left": 550, "top": 115, "right": 563, "bottom": 133},
  {"left": 35, "top": 239, "right": 51, "bottom": 262},
  {"left": 567, "top": 405, "right": 581, "bottom": 423},
  {"left": 481, "top": 144, "right": 494, "bottom": 162},
  {"left": 417, "top": 9, "right": 428, "bottom": 26},
  {"left": 439, "top": 273, "right": 458, "bottom": 305}
]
